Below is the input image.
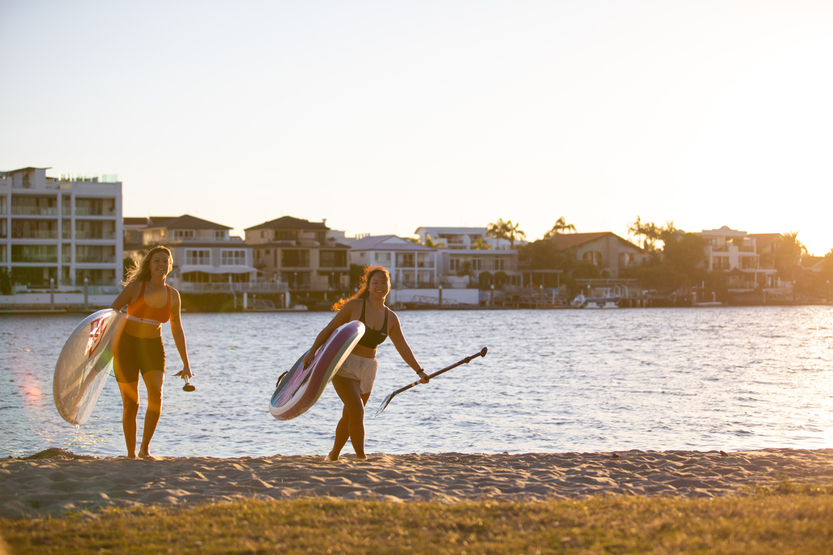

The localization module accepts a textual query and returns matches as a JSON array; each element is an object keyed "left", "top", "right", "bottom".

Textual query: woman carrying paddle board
[
  {"left": 303, "top": 265, "right": 428, "bottom": 460},
  {"left": 109, "top": 246, "right": 193, "bottom": 460}
]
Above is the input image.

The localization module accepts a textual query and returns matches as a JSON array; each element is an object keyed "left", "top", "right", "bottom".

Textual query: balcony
[
  {"left": 75, "top": 231, "right": 117, "bottom": 240},
  {"left": 75, "top": 207, "right": 116, "bottom": 216},
  {"left": 11, "top": 207, "right": 58, "bottom": 216},
  {"left": 11, "top": 230, "right": 59, "bottom": 240},
  {"left": 76, "top": 255, "right": 117, "bottom": 264}
]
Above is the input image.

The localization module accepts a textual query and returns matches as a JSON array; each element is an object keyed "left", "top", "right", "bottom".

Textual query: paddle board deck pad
[
  {"left": 270, "top": 321, "right": 365, "bottom": 421},
  {"left": 53, "top": 309, "right": 127, "bottom": 426}
]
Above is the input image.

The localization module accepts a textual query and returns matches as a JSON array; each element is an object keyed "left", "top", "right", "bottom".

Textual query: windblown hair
[
  {"left": 331, "top": 265, "right": 390, "bottom": 311},
  {"left": 123, "top": 246, "right": 172, "bottom": 285}
]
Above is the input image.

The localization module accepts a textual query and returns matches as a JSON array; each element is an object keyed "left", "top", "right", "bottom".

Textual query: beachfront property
[
  {"left": 414, "top": 226, "right": 522, "bottom": 287},
  {"left": 0, "top": 167, "right": 123, "bottom": 290},
  {"left": 699, "top": 227, "right": 778, "bottom": 288},
  {"left": 244, "top": 216, "right": 350, "bottom": 293},
  {"left": 349, "top": 235, "right": 438, "bottom": 288},
  {"left": 126, "top": 215, "right": 259, "bottom": 291},
  {"left": 546, "top": 232, "right": 645, "bottom": 279}
]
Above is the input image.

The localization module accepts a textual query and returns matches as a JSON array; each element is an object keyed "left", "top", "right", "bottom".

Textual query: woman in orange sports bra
[
  {"left": 303, "top": 265, "right": 429, "bottom": 461},
  {"left": 109, "top": 246, "right": 193, "bottom": 460}
]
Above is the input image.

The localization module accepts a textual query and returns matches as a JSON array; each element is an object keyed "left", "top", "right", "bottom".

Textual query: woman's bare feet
[{"left": 137, "top": 450, "right": 159, "bottom": 461}]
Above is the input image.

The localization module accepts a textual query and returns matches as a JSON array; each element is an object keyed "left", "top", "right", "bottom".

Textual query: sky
[{"left": 2, "top": 0, "right": 832, "bottom": 255}]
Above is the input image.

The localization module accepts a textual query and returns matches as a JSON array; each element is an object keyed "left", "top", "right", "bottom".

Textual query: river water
[{"left": 1, "top": 306, "right": 831, "bottom": 458}]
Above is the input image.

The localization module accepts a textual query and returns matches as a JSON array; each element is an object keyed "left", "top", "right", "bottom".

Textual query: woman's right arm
[
  {"left": 109, "top": 282, "right": 138, "bottom": 311},
  {"left": 302, "top": 300, "right": 357, "bottom": 367}
]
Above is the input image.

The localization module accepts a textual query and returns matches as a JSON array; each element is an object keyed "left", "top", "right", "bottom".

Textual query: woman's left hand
[
  {"left": 417, "top": 370, "right": 429, "bottom": 384},
  {"left": 174, "top": 367, "right": 194, "bottom": 380}
]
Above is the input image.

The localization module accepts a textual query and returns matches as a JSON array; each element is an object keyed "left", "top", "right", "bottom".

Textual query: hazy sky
[{"left": 2, "top": 1, "right": 832, "bottom": 254}]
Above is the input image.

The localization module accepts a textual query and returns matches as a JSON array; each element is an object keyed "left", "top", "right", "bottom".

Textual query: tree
[
  {"left": 543, "top": 216, "right": 576, "bottom": 238},
  {"left": 421, "top": 234, "right": 440, "bottom": 248},
  {"left": 823, "top": 248, "right": 833, "bottom": 281},
  {"left": 776, "top": 231, "right": 807, "bottom": 281},
  {"left": 487, "top": 219, "right": 526, "bottom": 248},
  {"left": 628, "top": 216, "right": 664, "bottom": 251},
  {"left": 471, "top": 237, "right": 491, "bottom": 250}
]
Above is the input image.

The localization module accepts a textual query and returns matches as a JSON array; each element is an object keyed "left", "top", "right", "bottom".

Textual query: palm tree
[
  {"left": 487, "top": 219, "right": 526, "bottom": 248},
  {"left": 777, "top": 231, "right": 807, "bottom": 281},
  {"left": 543, "top": 216, "right": 577, "bottom": 238}
]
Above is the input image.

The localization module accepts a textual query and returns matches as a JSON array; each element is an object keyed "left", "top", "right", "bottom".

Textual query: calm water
[{"left": 1, "top": 307, "right": 832, "bottom": 458}]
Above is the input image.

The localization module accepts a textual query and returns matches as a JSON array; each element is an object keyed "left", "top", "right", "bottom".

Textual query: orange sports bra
[{"left": 127, "top": 282, "right": 172, "bottom": 324}]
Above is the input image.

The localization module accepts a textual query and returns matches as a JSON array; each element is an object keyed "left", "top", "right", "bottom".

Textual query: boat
[{"left": 570, "top": 293, "right": 620, "bottom": 309}]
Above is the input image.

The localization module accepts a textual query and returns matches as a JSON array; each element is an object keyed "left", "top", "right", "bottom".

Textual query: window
[
  {"left": 320, "top": 250, "right": 346, "bottom": 268},
  {"left": 495, "top": 258, "right": 505, "bottom": 271},
  {"left": 375, "top": 252, "right": 391, "bottom": 267},
  {"left": 221, "top": 249, "right": 246, "bottom": 265},
  {"left": 471, "top": 258, "right": 482, "bottom": 271},
  {"left": 450, "top": 258, "right": 460, "bottom": 272},
  {"left": 214, "top": 230, "right": 226, "bottom": 240},
  {"left": 185, "top": 249, "right": 211, "bottom": 265},
  {"left": 172, "top": 229, "right": 195, "bottom": 240},
  {"left": 397, "top": 253, "right": 415, "bottom": 267}
]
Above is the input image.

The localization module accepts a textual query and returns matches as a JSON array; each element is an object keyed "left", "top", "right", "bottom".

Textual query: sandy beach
[{"left": 2, "top": 447, "right": 832, "bottom": 519}]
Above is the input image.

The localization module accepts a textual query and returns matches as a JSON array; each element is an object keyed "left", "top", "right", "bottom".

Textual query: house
[
  {"left": 414, "top": 226, "right": 521, "bottom": 286},
  {"left": 547, "top": 232, "right": 644, "bottom": 279},
  {"left": 349, "top": 235, "right": 437, "bottom": 288},
  {"left": 1, "top": 167, "right": 123, "bottom": 289},
  {"left": 699, "top": 227, "right": 777, "bottom": 288},
  {"left": 123, "top": 217, "right": 147, "bottom": 254},
  {"left": 244, "top": 216, "right": 350, "bottom": 292},
  {"left": 129, "top": 214, "right": 259, "bottom": 286}
]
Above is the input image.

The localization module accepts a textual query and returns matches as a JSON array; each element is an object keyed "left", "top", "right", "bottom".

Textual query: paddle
[
  {"left": 374, "top": 347, "right": 488, "bottom": 417},
  {"left": 176, "top": 370, "right": 196, "bottom": 392}
]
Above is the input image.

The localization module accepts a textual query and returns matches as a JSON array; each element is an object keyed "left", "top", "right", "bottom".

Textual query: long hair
[
  {"left": 331, "top": 265, "right": 390, "bottom": 311},
  {"left": 123, "top": 246, "right": 172, "bottom": 285}
]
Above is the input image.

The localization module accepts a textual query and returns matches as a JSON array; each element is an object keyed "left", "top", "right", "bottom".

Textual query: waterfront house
[
  {"left": 414, "top": 226, "right": 521, "bottom": 287},
  {"left": 699, "top": 227, "right": 777, "bottom": 288},
  {"left": 1, "top": 167, "right": 123, "bottom": 289},
  {"left": 349, "top": 235, "right": 437, "bottom": 288},
  {"left": 244, "top": 216, "right": 350, "bottom": 294},
  {"left": 128, "top": 214, "right": 259, "bottom": 289},
  {"left": 547, "top": 232, "right": 644, "bottom": 279}
]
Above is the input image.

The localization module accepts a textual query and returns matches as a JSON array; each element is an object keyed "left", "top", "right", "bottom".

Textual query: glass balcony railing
[
  {"left": 75, "top": 231, "right": 117, "bottom": 240},
  {"left": 11, "top": 231, "right": 59, "bottom": 239},
  {"left": 76, "top": 255, "right": 117, "bottom": 264},
  {"left": 11, "top": 207, "right": 58, "bottom": 216}
]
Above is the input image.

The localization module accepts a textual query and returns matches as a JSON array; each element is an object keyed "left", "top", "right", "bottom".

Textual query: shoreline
[{"left": 2, "top": 447, "right": 832, "bottom": 519}]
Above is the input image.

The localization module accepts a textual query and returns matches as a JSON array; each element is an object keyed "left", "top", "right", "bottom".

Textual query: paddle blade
[{"left": 375, "top": 392, "right": 394, "bottom": 418}]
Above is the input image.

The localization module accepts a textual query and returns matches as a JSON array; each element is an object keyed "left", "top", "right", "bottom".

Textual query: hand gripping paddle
[{"left": 374, "top": 347, "right": 488, "bottom": 417}]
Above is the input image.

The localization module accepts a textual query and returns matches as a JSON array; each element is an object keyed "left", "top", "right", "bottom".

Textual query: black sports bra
[{"left": 358, "top": 299, "right": 388, "bottom": 349}]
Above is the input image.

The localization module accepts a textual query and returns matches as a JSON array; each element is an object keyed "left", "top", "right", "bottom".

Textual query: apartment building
[
  {"left": 349, "top": 235, "right": 437, "bottom": 288},
  {"left": 414, "top": 226, "right": 520, "bottom": 286},
  {"left": 244, "top": 216, "right": 350, "bottom": 292},
  {"left": 1, "top": 167, "right": 123, "bottom": 289}
]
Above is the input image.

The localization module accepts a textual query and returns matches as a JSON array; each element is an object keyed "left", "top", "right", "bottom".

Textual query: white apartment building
[
  {"left": 1, "top": 167, "right": 123, "bottom": 289},
  {"left": 414, "top": 226, "right": 520, "bottom": 286},
  {"left": 350, "top": 235, "right": 438, "bottom": 288}
]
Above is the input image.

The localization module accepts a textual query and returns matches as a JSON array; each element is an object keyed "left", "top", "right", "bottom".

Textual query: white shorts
[{"left": 335, "top": 354, "right": 378, "bottom": 394}]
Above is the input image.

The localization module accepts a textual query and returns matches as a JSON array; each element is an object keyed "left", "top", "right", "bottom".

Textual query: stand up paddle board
[
  {"left": 270, "top": 321, "right": 365, "bottom": 421},
  {"left": 53, "top": 309, "right": 127, "bottom": 426}
]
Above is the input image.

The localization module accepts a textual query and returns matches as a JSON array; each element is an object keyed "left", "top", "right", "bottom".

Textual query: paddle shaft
[{"left": 391, "top": 348, "right": 488, "bottom": 397}]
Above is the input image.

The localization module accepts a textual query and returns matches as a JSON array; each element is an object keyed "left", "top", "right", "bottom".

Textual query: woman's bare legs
[
  {"left": 138, "top": 370, "right": 164, "bottom": 460},
  {"left": 117, "top": 381, "right": 140, "bottom": 458},
  {"left": 330, "top": 376, "right": 371, "bottom": 460}
]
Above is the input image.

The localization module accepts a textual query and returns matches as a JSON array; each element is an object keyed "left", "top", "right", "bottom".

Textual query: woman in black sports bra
[{"left": 303, "top": 265, "right": 429, "bottom": 460}]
